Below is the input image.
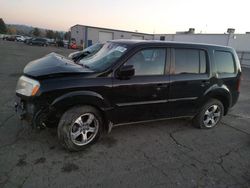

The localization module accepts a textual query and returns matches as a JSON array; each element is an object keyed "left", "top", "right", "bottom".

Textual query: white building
[
  {"left": 70, "top": 25, "right": 153, "bottom": 48},
  {"left": 154, "top": 33, "right": 250, "bottom": 52},
  {"left": 154, "top": 30, "right": 250, "bottom": 66}
]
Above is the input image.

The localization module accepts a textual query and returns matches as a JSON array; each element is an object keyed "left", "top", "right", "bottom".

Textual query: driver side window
[{"left": 125, "top": 48, "right": 166, "bottom": 76}]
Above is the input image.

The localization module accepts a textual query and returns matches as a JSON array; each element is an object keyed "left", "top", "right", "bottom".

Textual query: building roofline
[
  {"left": 71, "top": 24, "right": 249, "bottom": 36},
  {"left": 71, "top": 24, "right": 153, "bottom": 36}
]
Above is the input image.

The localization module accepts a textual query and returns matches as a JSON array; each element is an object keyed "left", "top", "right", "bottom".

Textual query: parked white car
[{"left": 16, "top": 35, "right": 26, "bottom": 42}]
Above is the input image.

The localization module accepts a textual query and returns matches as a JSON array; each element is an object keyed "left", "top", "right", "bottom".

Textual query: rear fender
[{"left": 200, "top": 84, "right": 232, "bottom": 115}]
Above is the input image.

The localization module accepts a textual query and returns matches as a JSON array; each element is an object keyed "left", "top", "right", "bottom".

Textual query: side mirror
[{"left": 117, "top": 65, "right": 135, "bottom": 79}]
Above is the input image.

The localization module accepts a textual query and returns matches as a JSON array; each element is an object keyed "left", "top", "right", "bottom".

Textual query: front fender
[{"left": 50, "top": 91, "right": 112, "bottom": 112}]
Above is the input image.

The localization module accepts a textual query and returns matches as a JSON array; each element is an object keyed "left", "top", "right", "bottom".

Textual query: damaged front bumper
[
  {"left": 14, "top": 95, "right": 51, "bottom": 129},
  {"left": 14, "top": 96, "right": 34, "bottom": 121}
]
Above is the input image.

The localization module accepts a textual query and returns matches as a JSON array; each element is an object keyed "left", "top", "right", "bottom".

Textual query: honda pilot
[{"left": 15, "top": 40, "right": 241, "bottom": 151}]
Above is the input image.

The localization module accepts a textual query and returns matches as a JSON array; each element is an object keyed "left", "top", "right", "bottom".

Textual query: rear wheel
[
  {"left": 57, "top": 106, "right": 103, "bottom": 151},
  {"left": 193, "top": 99, "right": 224, "bottom": 129}
]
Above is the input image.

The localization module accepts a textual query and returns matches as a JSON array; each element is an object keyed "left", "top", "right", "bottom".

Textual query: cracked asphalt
[{"left": 0, "top": 40, "right": 250, "bottom": 188}]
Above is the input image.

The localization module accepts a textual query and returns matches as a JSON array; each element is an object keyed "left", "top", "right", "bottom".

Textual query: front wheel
[
  {"left": 193, "top": 99, "right": 224, "bottom": 129},
  {"left": 57, "top": 106, "right": 103, "bottom": 151}
]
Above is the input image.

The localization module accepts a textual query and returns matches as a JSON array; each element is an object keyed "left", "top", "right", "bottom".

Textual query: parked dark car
[
  {"left": 15, "top": 40, "right": 241, "bottom": 151},
  {"left": 24, "top": 37, "right": 32, "bottom": 44},
  {"left": 5, "top": 35, "right": 16, "bottom": 41},
  {"left": 46, "top": 38, "right": 56, "bottom": 46},
  {"left": 2, "top": 34, "right": 10, "bottom": 40},
  {"left": 28, "top": 38, "right": 48, "bottom": 46},
  {"left": 56, "top": 40, "right": 64, "bottom": 47},
  {"left": 68, "top": 43, "right": 104, "bottom": 62}
]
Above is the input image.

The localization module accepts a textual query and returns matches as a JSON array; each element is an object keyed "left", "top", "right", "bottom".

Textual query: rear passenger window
[
  {"left": 215, "top": 51, "right": 235, "bottom": 74},
  {"left": 175, "top": 49, "right": 207, "bottom": 74}
]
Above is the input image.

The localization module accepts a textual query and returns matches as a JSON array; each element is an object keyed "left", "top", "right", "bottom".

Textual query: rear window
[
  {"left": 175, "top": 49, "right": 207, "bottom": 74},
  {"left": 214, "top": 51, "right": 235, "bottom": 74}
]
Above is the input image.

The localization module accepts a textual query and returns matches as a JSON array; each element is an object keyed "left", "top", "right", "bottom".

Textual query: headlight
[{"left": 16, "top": 76, "right": 40, "bottom": 96}]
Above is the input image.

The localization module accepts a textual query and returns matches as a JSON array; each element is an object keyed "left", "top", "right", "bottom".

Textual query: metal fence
[{"left": 237, "top": 51, "right": 250, "bottom": 67}]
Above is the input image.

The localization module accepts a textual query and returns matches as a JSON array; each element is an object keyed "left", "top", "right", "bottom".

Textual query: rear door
[
  {"left": 214, "top": 50, "right": 240, "bottom": 105},
  {"left": 169, "top": 47, "right": 211, "bottom": 117},
  {"left": 111, "top": 47, "right": 171, "bottom": 124}
]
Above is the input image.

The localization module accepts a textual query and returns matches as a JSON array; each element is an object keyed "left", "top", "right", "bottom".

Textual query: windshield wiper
[
  {"left": 81, "top": 51, "right": 91, "bottom": 57},
  {"left": 84, "top": 51, "right": 91, "bottom": 55},
  {"left": 83, "top": 64, "right": 91, "bottom": 69},
  {"left": 76, "top": 62, "right": 91, "bottom": 69}
]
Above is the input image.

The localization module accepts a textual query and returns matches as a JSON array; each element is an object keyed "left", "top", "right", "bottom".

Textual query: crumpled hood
[{"left": 24, "top": 52, "right": 93, "bottom": 78}]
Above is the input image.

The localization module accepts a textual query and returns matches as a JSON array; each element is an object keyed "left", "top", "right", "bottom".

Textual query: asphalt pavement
[{"left": 0, "top": 40, "right": 249, "bottom": 188}]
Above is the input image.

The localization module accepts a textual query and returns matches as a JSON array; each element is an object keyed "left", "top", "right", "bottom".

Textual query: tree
[
  {"left": 0, "top": 18, "right": 7, "bottom": 34},
  {"left": 7, "top": 26, "right": 16, "bottom": 35},
  {"left": 64, "top": 31, "right": 70, "bottom": 40},
  {"left": 33, "top": 27, "right": 40, "bottom": 37},
  {"left": 54, "top": 31, "right": 63, "bottom": 40},
  {"left": 46, "top": 30, "right": 55, "bottom": 39}
]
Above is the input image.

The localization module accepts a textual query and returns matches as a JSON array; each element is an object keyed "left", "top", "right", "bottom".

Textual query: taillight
[{"left": 236, "top": 76, "right": 241, "bottom": 92}]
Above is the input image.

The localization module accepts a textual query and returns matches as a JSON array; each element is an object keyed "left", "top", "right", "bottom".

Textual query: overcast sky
[{"left": 1, "top": 0, "right": 250, "bottom": 34}]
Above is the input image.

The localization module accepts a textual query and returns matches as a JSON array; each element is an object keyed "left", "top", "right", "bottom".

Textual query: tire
[
  {"left": 57, "top": 106, "right": 103, "bottom": 151},
  {"left": 193, "top": 99, "right": 224, "bottom": 129}
]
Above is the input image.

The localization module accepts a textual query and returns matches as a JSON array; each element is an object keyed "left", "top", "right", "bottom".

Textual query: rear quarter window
[{"left": 214, "top": 51, "right": 235, "bottom": 74}]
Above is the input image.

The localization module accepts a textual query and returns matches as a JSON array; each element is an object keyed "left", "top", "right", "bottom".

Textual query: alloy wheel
[
  {"left": 203, "top": 104, "right": 221, "bottom": 128},
  {"left": 70, "top": 113, "right": 99, "bottom": 146}
]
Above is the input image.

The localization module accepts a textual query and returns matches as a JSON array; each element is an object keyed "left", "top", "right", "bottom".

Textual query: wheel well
[
  {"left": 209, "top": 95, "right": 229, "bottom": 115},
  {"left": 54, "top": 103, "right": 110, "bottom": 132}
]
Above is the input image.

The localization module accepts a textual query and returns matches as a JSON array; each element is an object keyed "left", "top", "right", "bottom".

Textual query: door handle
[
  {"left": 156, "top": 83, "right": 169, "bottom": 88},
  {"left": 201, "top": 80, "right": 210, "bottom": 87},
  {"left": 156, "top": 83, "right": 169, "bottom": 91}
]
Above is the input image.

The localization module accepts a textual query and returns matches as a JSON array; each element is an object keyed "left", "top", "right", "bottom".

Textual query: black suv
[
  {"left": 15, "top": 40, "right": 241, "bottom": 151},
  {"left": 28, "top": 38, "right": 48, "bottom": 46}
]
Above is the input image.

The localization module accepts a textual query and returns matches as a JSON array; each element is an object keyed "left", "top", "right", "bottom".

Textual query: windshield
[
  {"left": 79, "top": 42, "right": 127, "bottom": 72},
  {"left": 83, "top": 43, "right": 103, "bottom": 54},
  {"left": 72, "top": 43, "right": 104, "bottom": 62}
]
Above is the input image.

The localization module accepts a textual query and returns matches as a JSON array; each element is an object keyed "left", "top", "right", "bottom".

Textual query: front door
[{"left": 111, "top": 47, "right": 170, "bottom": 124}]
